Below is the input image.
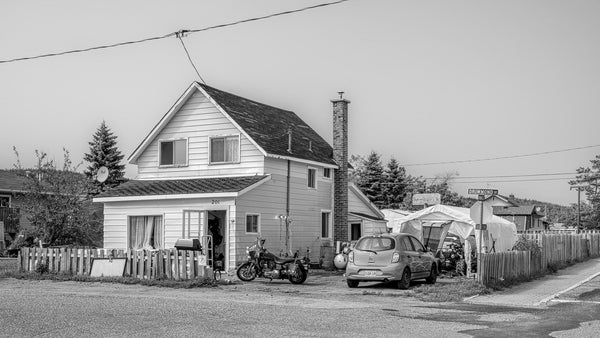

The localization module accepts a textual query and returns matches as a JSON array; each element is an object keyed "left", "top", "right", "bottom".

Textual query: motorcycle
[{"left": 236, "top": 238, "right": 308, "bottom": 284}]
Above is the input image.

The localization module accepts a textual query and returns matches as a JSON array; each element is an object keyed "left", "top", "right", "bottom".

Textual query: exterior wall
[
  {"left": 348, "top": 188, "right": 378, "bottom": 218},
  {"left": 235, "top": 157, "right": 333, "bottom": 266},
  {"left": 483, "top": 196, "right": 514, "bottom": 208},
  {"left": 500, "top": 215, "right": 528, "bottom": 232},
  {"left": 102, "top": 197, "right": 235, "bottom": 268},
  {"left": 135, "top": 90, "right": 265, "bottom": 179}
]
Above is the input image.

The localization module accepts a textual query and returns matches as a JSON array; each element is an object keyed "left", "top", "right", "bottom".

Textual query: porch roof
[{"left": 95, "top": 175, "right": 270, "bottom": 200}]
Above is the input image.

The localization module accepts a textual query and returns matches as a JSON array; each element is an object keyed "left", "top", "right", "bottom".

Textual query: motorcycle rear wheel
[
  {"left": 288, "top": 266, "right": 307, "bottom": 284},
  {"left": 236, "top": 262, "right": 258, "bottom": 281}
]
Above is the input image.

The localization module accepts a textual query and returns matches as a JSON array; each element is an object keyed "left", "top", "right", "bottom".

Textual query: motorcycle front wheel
[
  {"left": 288, "top": 265, "right": 307, "bottom": 284},
  {"left": 236, "top": 262, "right": 258, "bottom": 281}
]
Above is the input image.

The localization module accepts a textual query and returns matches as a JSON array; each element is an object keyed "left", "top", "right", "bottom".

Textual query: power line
[
  {"left": 0, "top": 0, "right": 349, "bottom": 65},
  {"left": 424, "top": 172, "right": 577, "bottom": 180},
  {"left": 451, "top": 177, "right": 576, "bottom": 184},
  {"left": 176, "top": 32, "right": 206, "bottom": 84},
  {"left": 400, "top": 144, "right": 600, "bottom": 167}
]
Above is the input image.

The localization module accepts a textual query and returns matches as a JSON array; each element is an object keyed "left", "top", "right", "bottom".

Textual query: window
[
  {"left": 307, "top": 168, "right": 317, "bottom": 188},
  {"left": 182, "top": 211, "right": 201, "bottom": 239},
  {"left": 210, "top": 135, "right": 240, "bottom": 163},
  {"left": 323, "top": 168, "right": 331, "bottom": 178},
  {"left": 356, "top": 237, "right": 395, "bottom": 251},
  {"left": 246, "top": 214, "right": 260, "bottom": 233},
  {"left": 321, "top": 211, "right": 331, "bottom": 238},
  {"left": 0, "top": 196, "right": 10, "bottom": 208},
  {"left": 409, "top": 236, "right": 426, "bottom": 252},
  {"left": 402, "top": 237, "right": 414, "bottom": 251},
  {"left": 160, "top": 139, "right": 187, "bottom": 166},
  {"left": 128, "top": 216, "right": 163, "bottom": 249}
]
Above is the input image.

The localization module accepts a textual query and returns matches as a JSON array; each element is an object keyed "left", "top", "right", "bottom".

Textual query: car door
[
  {"left": 401, "top": 236, "right": 420, "bottom": 275},
  {"left": 408, "top": 236, "right": 432, "bottom": 277}
]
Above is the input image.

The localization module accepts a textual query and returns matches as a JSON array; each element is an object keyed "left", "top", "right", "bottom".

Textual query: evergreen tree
[
  {"left": 381, "top": 158, "right": 408, "bottom": 209},
  {"left": 359, "top": 151, "right": 385, "bottom": 208},
  {"left": 84, "top": 121, "right": 126, "bottom": 196}
]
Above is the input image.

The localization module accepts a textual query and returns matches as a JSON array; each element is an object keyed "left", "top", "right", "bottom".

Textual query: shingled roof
[
  {"left": 198, "top": 83, "right": 336, "bottom": 165},
  {"left": 0, "top": 170, "right": 32, "bottom": 193},
  {"left": 493, "top": 205, "right": 542, "bottom": 216},
  {"left": 96, "top": 175, "right": 269, "bottom": 199}
]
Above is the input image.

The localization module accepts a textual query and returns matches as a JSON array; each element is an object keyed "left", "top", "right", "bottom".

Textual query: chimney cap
[{"left": 331, "top": 91, "right": 350, "bottom": 104}]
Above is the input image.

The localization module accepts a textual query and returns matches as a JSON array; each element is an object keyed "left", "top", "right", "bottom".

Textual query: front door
[
  {"left": 208, "top": 210, "right": 227, "bottom": 271},
  {"left": 350, "top": 223, "right": 362, "bottom": 241}
]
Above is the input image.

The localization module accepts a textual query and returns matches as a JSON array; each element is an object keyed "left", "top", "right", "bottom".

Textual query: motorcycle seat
[{"left": 273, "top": 256, "right": 297, "bottom": 264}]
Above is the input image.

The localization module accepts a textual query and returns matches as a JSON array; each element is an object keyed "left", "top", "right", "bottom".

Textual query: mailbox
[{"left": 174, "top": 238, "right": 203, "bottom": 251}]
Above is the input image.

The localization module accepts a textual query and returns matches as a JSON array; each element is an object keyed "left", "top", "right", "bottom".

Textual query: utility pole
[{"left": 570, "top": 185, "right": 586, "bottom": 229}]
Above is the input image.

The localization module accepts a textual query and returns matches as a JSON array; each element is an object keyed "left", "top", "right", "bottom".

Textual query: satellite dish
[{"left": 96, "top": 166, "right": 109, "bottom": 183}]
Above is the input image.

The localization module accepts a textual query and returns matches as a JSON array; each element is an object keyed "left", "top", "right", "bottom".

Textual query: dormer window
[
  {"left": 210, "top": 135, "right": 240, "bottom": 164},
  {"left": 159, "top": 139, "right": 187, "bottom": 166}
]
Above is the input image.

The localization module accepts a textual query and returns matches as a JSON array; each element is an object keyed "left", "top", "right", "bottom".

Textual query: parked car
[{"left": 345, "top": 233, "right": 439, "bottom": 289}]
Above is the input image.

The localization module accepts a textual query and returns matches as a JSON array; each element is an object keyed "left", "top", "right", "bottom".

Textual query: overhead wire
[
  {"left": 176, "top": 32, "right": 206, "bottom": 84},
  {"left": 0, "top": 0, "right": 349, "bottom": 65},
  {"left": 400, "top": 144, "right": 600, "bottom": 167}
]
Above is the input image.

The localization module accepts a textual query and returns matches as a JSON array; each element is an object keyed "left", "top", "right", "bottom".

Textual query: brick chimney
[{"left": 332, "top": 93, "right": 350, "bottom": 243}]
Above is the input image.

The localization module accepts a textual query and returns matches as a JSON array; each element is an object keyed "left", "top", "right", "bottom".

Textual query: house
[
  {"left": 492, "top": 205, "right": 547, "bottom": 232},
  {"left": 0, "top": 170, "right": 31, "bottom": 249},
  {"left": 482, "top": 194, "right": 518, "bottom": 208},
  {"left": 94, "top": 82, "right": 386, "bottom": 271}
]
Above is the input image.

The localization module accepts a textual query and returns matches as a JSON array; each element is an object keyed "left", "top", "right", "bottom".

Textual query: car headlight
[
  {"left": 392, "top": 252, "right": 400, "bottom": 263},
  {"left": 348, "top": 251, "right": 354, "bottom": 263}
]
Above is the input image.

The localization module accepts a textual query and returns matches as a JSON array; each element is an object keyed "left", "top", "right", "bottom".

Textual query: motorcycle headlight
[{"left": 348, "top": 251, "right": 354, "bottom": 263}]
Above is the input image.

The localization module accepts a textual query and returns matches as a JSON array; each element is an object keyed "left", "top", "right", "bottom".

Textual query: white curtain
[
  {"left": 129, "top": 216, "right": 163, "bottom": 250},
  {"left": 224, "top": 137, "right": 239, "bottom": 162}
]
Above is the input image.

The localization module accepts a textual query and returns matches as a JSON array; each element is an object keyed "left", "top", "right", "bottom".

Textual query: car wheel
[
  {"left": 397, "top": 268, "right": 411, "bottom": 289},
  {"left": 425, "top": 265, "right": 437, "bottom": 284},
  {"left": 347, "top": 280, "right": 359, "bottom": 288}
]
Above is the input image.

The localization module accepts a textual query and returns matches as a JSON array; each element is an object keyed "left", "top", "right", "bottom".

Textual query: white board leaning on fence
[
  {"left": 390, "top": 204, "right": 518, "bottom": 252},
  {"left": 89, "top": 258, "right": 127, "bottom": 277}
]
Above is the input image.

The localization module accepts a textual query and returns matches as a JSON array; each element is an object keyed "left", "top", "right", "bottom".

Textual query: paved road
[{"left": 1, "top": 270, "right": 599, "bottom": 337}]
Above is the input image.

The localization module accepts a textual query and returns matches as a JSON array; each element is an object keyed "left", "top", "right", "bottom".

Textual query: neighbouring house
[
  {"left": 483, "top": 194, "right": 548, "bottom": 231},
  {"left": 0, "top": 170, "right": 31, "bottom": 249},
  {"left": 492, "top": 205, "right": 547, "bottom": 232},
  {"left": 380, "top": 208, "right": 411, "bottom": 232},
  {"left": 94, "top": 82, "right": 386, "bottom": 271}
]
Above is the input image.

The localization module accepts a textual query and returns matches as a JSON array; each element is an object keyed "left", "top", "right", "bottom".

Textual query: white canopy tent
[{"left": 391, "top": 204, "right": 518, "bottom": 253}]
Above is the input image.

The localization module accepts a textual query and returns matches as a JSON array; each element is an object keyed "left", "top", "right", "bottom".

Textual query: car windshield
[{"left": 355, "top": 237, "right": 395, "bottom": 252}]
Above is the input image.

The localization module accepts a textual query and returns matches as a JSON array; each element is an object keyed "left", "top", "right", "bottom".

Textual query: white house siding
[
  {"left": 235, "top": 157, "right": 333, "bottom": 265},
  {"left": 348, "top": 188, "right": 379, "bottom": 218},
  {"left": 102, "top": 197, "right": 236, "bottom": 268},
  {"left": 135, "top": 90, "right": 265, "bottom": 179}
]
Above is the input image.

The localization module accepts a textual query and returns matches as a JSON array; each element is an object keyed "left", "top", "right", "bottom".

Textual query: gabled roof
[
  {"left": 129, "top": 82, "right": 337, "bottom": 167},
  {"left": 493, "top": 205, "right": 543, "bottom": 216},
  {"left": 349, "top": 183, "right": 385, "bottom": 220},
  {"left": 0, "top": 170, "right": 29, "bottom": 193},
  {"left": 484, "top": 194, "right": 519, "bottom": 206},
  {"left": 93, "top": 175, "right": 270, "bottom": 202}
]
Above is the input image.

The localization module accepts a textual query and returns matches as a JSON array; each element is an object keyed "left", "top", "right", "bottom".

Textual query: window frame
[
  {"left": 127, "top": 214, "right": 165, "bottom": 250},
  {"left": 321, "top": 210, "right": 332, "bottom": 239},
  {"left": 208, "top": 134, "right": 241, "bottom": 165},
  {"left": 245, "top": 213, "right": 260, "bottom": 234},
  {"left": 323, "top": 168, "right": 331, "bottom": 179},
  {"left": 307, "top": 167, "right": 317, "bottom": 189},
  {"left": 158, "top": 138, "right": 188, "bottom": 167},
  {"left": 182, "top": 210, "right": 202, "bottom": 239},
  {"left": 0, "top": 195, "right": 11, "bottom": 208}
]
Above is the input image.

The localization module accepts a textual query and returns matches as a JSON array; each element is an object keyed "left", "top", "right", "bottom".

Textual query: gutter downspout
[{"left": 286, "top": 159, "right": 291, "bottom": 255}]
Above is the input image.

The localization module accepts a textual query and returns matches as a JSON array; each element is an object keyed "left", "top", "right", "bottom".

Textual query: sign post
[{"left": 468, "top": 188, "right": 498, "bottom": 279}]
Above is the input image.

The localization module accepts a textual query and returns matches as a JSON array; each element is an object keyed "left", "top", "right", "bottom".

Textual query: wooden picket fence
[
  {"left": 479, "top": 232, "right": 600, "bottom": 286},
  {"left": 18, "top": 247, "right": 213, "bottom": 280}
]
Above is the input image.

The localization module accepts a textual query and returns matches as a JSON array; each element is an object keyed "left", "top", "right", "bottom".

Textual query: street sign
[
  {"left": 412, "top": 193, "right": 441, "bottom": 206},
  {"left": 468, "top": 188, "right": 498, "bottom": 196}
]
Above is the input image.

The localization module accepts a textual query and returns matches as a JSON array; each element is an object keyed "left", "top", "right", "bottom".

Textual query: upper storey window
[
  {"left": 159, "top": 139, "right": 187, "bottom": 166},
  {"left": 210, "top": 135, "right": 240, "bottom": 164}
]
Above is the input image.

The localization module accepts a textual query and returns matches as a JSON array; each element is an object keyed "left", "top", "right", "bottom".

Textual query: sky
[{"left": 1, "top": 0, "right": 599, "bottom": 207}]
